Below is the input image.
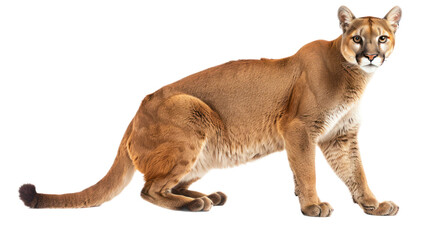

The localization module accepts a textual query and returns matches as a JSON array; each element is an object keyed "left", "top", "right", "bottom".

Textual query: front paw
[
  {"left": 301, "top": 202, "right": 334, "bottom": 217},
  {"left": 358, "top": 198, "right": 399, "bottom": 216}
]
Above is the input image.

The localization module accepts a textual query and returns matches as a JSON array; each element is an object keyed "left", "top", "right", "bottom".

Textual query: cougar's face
[
  {"left": 341, "top": 18, "right": 395, "bottom": 73},
  {"left": 338, "top": 6, "right": 401, "bottom": 73}
]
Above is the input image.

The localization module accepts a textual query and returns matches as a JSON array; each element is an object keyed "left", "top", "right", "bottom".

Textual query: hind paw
[
  {"left": 207, "top": 192, "right": 227, "bottom": 206},
  {"left": 183, "top": 196, "right": 213, "bottom": 212}
]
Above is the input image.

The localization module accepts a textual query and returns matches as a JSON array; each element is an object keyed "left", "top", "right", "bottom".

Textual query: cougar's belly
[{"left": 180, "top": 133, "right": 285, "bottom": 182}]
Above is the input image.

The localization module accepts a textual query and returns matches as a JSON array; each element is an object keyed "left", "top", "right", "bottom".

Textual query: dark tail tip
[{"left": 19, "top": 184, "right": 38, "bottom": 208}]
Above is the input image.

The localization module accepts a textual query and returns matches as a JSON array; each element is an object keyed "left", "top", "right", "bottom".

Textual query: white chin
[{"left": 360, "top": 65, "right": 378, "bottom": 73}]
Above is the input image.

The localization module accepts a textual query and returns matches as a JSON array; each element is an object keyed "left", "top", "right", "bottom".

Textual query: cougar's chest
[{"left": 317, "top": 103, "right": 360, "bottom": 142}]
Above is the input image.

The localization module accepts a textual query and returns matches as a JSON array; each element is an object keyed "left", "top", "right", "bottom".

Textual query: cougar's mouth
[{"left": 360, "top": 63, "right": 379, "bottom": 73}]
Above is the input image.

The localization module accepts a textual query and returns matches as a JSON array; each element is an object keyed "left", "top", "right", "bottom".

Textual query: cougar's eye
[
  {"left": 379, "top": 35, "right": 388, "bottom": 43},
  {"left": 352, "top": 35, "right": 362, "bottom": 44}
]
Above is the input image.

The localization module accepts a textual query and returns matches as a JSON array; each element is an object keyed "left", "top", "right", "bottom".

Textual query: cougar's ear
[
  {"left": 338, "top": 6, "right": 356, "bottom": 33},
  {"left": 384, "top": 6, "right": 402, "bottom": 33}
]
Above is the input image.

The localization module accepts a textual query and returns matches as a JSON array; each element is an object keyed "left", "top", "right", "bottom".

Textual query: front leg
[
  {"left": 318, "top": 126, "right": 399, "bottom": 216},
  {"left": 281, "top": 119, "right": 333, "bottom": 217}
]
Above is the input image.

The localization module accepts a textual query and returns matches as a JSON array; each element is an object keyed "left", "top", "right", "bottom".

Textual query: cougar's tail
[{"left": 19, "top": 121, "right": 135, "bottom": 208}]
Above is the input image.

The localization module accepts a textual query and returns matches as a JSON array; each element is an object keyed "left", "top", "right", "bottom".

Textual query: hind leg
[
  {"left": 128, "top": 93, "right": 223, "bottom": 211},
  {"left": 141, "top": 173, "right": 213, "bottom": 211},
  {"left": 172, "top": 178, "right": 227, "bottom": 206},
  {"left": 134, "top": 138, "right": 214, "bottom": 211},
  {"left": 133, "top": 136, "right": 214, "bottom": 211}
]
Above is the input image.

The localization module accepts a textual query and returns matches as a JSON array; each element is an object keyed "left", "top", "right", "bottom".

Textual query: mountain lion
[{"left": 19, "top": 6, "right": 402, "bottom": 217}]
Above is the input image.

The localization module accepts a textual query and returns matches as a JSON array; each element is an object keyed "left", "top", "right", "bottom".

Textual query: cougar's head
[{"left": 338, "top": 6, "right": 402, "bottom": 73}]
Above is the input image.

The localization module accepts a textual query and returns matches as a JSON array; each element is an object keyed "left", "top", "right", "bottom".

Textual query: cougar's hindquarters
[
  {"left": 127, "top": 93, "right": 223, "bottom": 211},
  {"left": 19, "top": 122, "right": 136, "bottom": 208}
]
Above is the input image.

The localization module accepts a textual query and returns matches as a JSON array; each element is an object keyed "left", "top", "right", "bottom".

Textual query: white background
[{"left": 1, "top": 0, "right": 428, "bottom": 239}]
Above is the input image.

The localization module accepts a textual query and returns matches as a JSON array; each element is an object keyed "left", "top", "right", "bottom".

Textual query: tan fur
[{"left": 19, "top": 6, "right": 401, "bottom": 216}]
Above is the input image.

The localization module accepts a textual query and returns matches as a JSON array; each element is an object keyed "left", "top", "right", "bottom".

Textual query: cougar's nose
[{"left": 365, "top": 54, "right": 378, "bottom": 62}]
